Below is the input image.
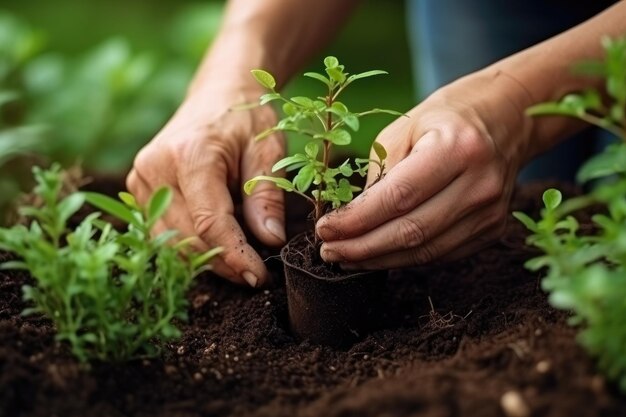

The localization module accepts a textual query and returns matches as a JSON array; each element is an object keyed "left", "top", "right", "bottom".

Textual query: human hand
[
  {"left": 126, "top": 85, "right": 285, "bottom": 287},
  {"left": 316, "top": 69, "right": 533, "bottom": 269}
]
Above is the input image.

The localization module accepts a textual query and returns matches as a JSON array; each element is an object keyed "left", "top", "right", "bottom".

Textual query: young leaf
[
  {"left": 324, "top": 56, "right": 339, "bottom": 68},
  {"left": 118, "top": 192, "right": 139, "bottom": 210},
  {"left": 305, "top": 142, "right": 319, "bottom": 159},
  {"left": 318, "top": 129, "right": 351, "bottom": 146},
  {"left": 304, "top": 72, "right": 331, "bottom": 87},
  {"left": 272, "top": 154, "right": 308, "bottom": 172},
  {"left": 58, "top": 193, "right": 86, "bottom": 224},
  {"left": 147, "top": 187, "right": 173, "bottom": 225},
  {"left": 244, "top": 176, "right": 294, "bottom": 194},
  {"left": 512, "top": 211, "right": 538, "bottom": 232},
  {"left": 251, "top": 69, "right": 276, "bottom": 89},
  {"left": 542, "top": 188, "right": 562, "bottom": 211},
  {"left": 372, "top": 141, "right": 387, "bottom": 161},
  {"left": 260, "top": 93, "right": 281, "bottom": 105},
  {"left": 294, "top": 164, "right": 316, "bottom": 192},
  {"left": 347, "top": 70, "right": 388, "bottom": 83},
  {"left": 84, "top": 192, "right": 139, "bottom": 227},
  {"left": 343, "top": 114, "right": 360, "bottom": 131}
]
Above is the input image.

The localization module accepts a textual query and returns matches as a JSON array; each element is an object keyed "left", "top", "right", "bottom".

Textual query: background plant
[
  {"left": 514, "top": 36, "right": 626, "bottom": 390},
  {"left": 244, "top": 56, "right": 402, "bottom": 241},
  {"left": 0, "top": 164, "right": 220, "bottom": 362}
]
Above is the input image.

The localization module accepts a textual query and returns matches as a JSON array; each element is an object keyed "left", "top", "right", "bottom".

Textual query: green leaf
[
  {"left": 577, "top": 144, "right": 626, "bottom": 183},
  {"left": 343, "top": 114, "right": 360, "bottom": 131},
  {"left": 542, "top": 188, "right": 562, "bottom": 210},
  {"left": 291, "top": 96, "right": 314, "bottom": 108},
  {"left": 372, "top": 142, "right": 387, "bottom": 161},
  {"left": 118, "top": 192, "right": 139, "bottom": 210},
  {"left": 0, "top": 261, "right": 28, "bottom": 270},
  {"left": 318, "top": 129, "right": 351, "bottom": 146},
  {"left": 336, "top": 179, "right": 353, "bottom": 202},
  {"left": 326, "top": 67, "right": 346, "bottom": 84},
  {"left": 282, "top": 102, "right": 297, "bottom": 116},
  {"left": 305, "top": 142, "right": 319, "bottom": 159},
  {"left": 85, "top": 192, "right": 139, "bottom": 227},
  {"left": 147, "top": 187, "right": 173, "bottom": 224},
  {"left": 244, "top": 176, "right": 294, "bottom": 194},
  {"left": 304, "top": 72, "right": 331, "bottom": 87},
  {"left": 272, "top": 154, "right": 308, "bottom": 172},
  {"left": 347, "top": 70, "right": 388, "bottom": 83},
  {"left": 260, "top": 93, "right": 281, "bottom": 105},
  {"left": 250, "top": 69, "right": 276, "bottom": 89},
  {"left": 191, "top": 247, "right": 224, "bottom": 270},
  {"left": 512, "top": 211, "right": 538, "bottom": 232},
  {"left": 324, "top": 56, "right": 339, "bottom": 68},
  {"left": 294, "top": 164, "right": 316, "bottom": 192},
  {"left": 331, "top": 102, "right": 348, "bottom": 114},
  {"left": 58, "top": 193, "right": 86, "bottom": 224}
]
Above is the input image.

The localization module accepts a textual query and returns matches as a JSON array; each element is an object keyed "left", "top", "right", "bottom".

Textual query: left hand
[{"left": 316, "top": 69, "right": 533, "bottom": 269}]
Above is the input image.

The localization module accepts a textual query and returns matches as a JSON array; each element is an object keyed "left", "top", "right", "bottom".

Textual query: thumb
[{"left": 242, "top": 133, "right": 286, "bottom": 246}]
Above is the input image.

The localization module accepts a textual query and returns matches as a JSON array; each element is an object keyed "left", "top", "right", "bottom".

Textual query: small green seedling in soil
[
  {"left": 243, "top": 56, "right": 402, "bottom": 243},
  {"left": 514, "top": 36, "right": 626, "bottom": 391},
  {"left": 0, "top": 164, "right": 221, "bottom": 362}
]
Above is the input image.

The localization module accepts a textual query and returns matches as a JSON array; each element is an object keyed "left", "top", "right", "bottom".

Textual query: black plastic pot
[{"left": 281, "top": 232, "right": 387, "bottom": 347}]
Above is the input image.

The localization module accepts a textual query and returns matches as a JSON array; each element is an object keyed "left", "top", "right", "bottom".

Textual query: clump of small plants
[
  {"left": 244, "top": 56, "right": 402, "bottom": 243},
  {"left": 0, "top": 164, "right": 220, "bottom": 362},
  {"left": 513, "top": 36, "right": 626, "bottom": 390}
]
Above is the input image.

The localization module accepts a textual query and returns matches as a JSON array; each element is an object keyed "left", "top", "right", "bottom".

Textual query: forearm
[
  {"left": 189, "top": 0, "right": 360, "bottom": 94},
  {"left": 490, "top": 1, "right": 626, "bottom": 161}
]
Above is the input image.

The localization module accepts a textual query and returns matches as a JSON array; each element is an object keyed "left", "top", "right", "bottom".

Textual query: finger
[
  {"left": 337, "top": 204, "right": 504, "bottom": 270},
  {"left": 241, "top": 133, "right": 286, "bottom": 246},
  {"left": 317, "top": 130, "right": 462, "bottom": 241},
  {"left": 178, "top": 153, "right": 269, "bottom": 287},
  {"left": 320, "top": 175, "right": 479, "bottom": 262}
]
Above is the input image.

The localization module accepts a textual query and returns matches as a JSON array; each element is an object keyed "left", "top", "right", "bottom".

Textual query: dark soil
[{"left": 1, "top": 180, "right": 626, "bottom": 417}]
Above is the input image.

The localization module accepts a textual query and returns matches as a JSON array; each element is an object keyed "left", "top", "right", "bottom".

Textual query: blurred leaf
[{"left": 251, "top": 69, "right": 276, "bottom": 89}]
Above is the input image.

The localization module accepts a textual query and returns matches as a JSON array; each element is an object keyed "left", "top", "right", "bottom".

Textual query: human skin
[
  {"left": 126, "top": 0, "right": 359, "bottom": 287},
  {"left": 128, "top": 0, "right": 626, "bottom": 283},
  {"left": 317, "top": 2, "right": 626, "bottom": 269}
]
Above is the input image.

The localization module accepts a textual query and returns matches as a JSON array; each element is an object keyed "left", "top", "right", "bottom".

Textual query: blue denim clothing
[{"left": 406, "top": 0, "right": 616, "bottom": 182}]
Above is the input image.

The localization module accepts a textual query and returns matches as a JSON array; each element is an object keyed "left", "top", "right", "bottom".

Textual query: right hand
[{"left": 126, "top": 85, "right": 286, "bottom": 287}]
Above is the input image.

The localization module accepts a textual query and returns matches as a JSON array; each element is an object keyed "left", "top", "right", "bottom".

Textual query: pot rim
[{"left": 280, "top": 232, "right": 379, "bottom": 282}]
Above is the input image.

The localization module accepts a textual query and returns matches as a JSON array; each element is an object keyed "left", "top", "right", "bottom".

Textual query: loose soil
[{"left": 1, "top": 180, "right": 626, "bottom": 417}]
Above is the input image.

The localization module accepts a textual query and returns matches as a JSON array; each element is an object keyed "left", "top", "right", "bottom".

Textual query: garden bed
[{"left": 1, "top": 180, "right": 626, "bottom": 417}]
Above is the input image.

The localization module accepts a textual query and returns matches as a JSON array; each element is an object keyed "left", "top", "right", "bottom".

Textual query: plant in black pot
[{"left": 244, "top": 56, "right": 403, "bottom": 347}]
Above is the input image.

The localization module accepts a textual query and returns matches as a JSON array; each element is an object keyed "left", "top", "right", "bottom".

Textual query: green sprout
[
  {"left": 514, "top": 36, "right": 626, "bottom": 390},
  {"left": 243, "top": 56, "right": 402, "bottom": 242},
  {"left": 0, "top": 164, "right": 221, "bottom": 362}
]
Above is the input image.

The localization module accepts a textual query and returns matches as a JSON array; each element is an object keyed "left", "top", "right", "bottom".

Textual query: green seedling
[
  {"left": 0, "top": 164, "right": 221, "bottom": 362},
  {"left": 514, "top": 36, "right": 626, "bottom": 390},
  {"left": 244, "top": 56, "right": 402, "bottom": 242}
]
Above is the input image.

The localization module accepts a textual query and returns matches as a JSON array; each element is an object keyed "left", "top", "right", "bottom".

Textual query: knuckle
[
  {"left": 410, "top": 243, "right": 437, "bottom": 264},
  {"left": 125, "top": 171, "right": 137, "bottom": 193},
  {"left": 481, "top": 174, "right": 505, "bottom": 204},
  {"left": 384, "top": 180, "right": 418, "bottom": 215},
  {"left": 191, "top": 210, "right": 222, "bottom": 242},
  {"left": 397, "top": 217, "right": 426, "bottom": 249},
  {"left": 456, "top": 125, "right": 494, "bottom": 165}
]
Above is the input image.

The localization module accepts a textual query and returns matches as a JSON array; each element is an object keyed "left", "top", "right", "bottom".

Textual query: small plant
[
  {"left": 514, "top": 36, "right": 626, "bottom": 390},
  {"left": 243, "top": 56, "right": 402, "bottom": 242},
  {"left": 0, "top": 164, "right": 220, "bottom": 362}
]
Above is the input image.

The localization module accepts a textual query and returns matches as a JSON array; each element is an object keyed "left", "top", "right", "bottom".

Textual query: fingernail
[
  {"left": 264, "top": 217, "right": 286, "bottom": 243},
  {"left": 321, "top": 246, "right": 340, "bottom": 262},
  {"left": 242, "top": 271, "right": 258, "bottom": 288}
]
